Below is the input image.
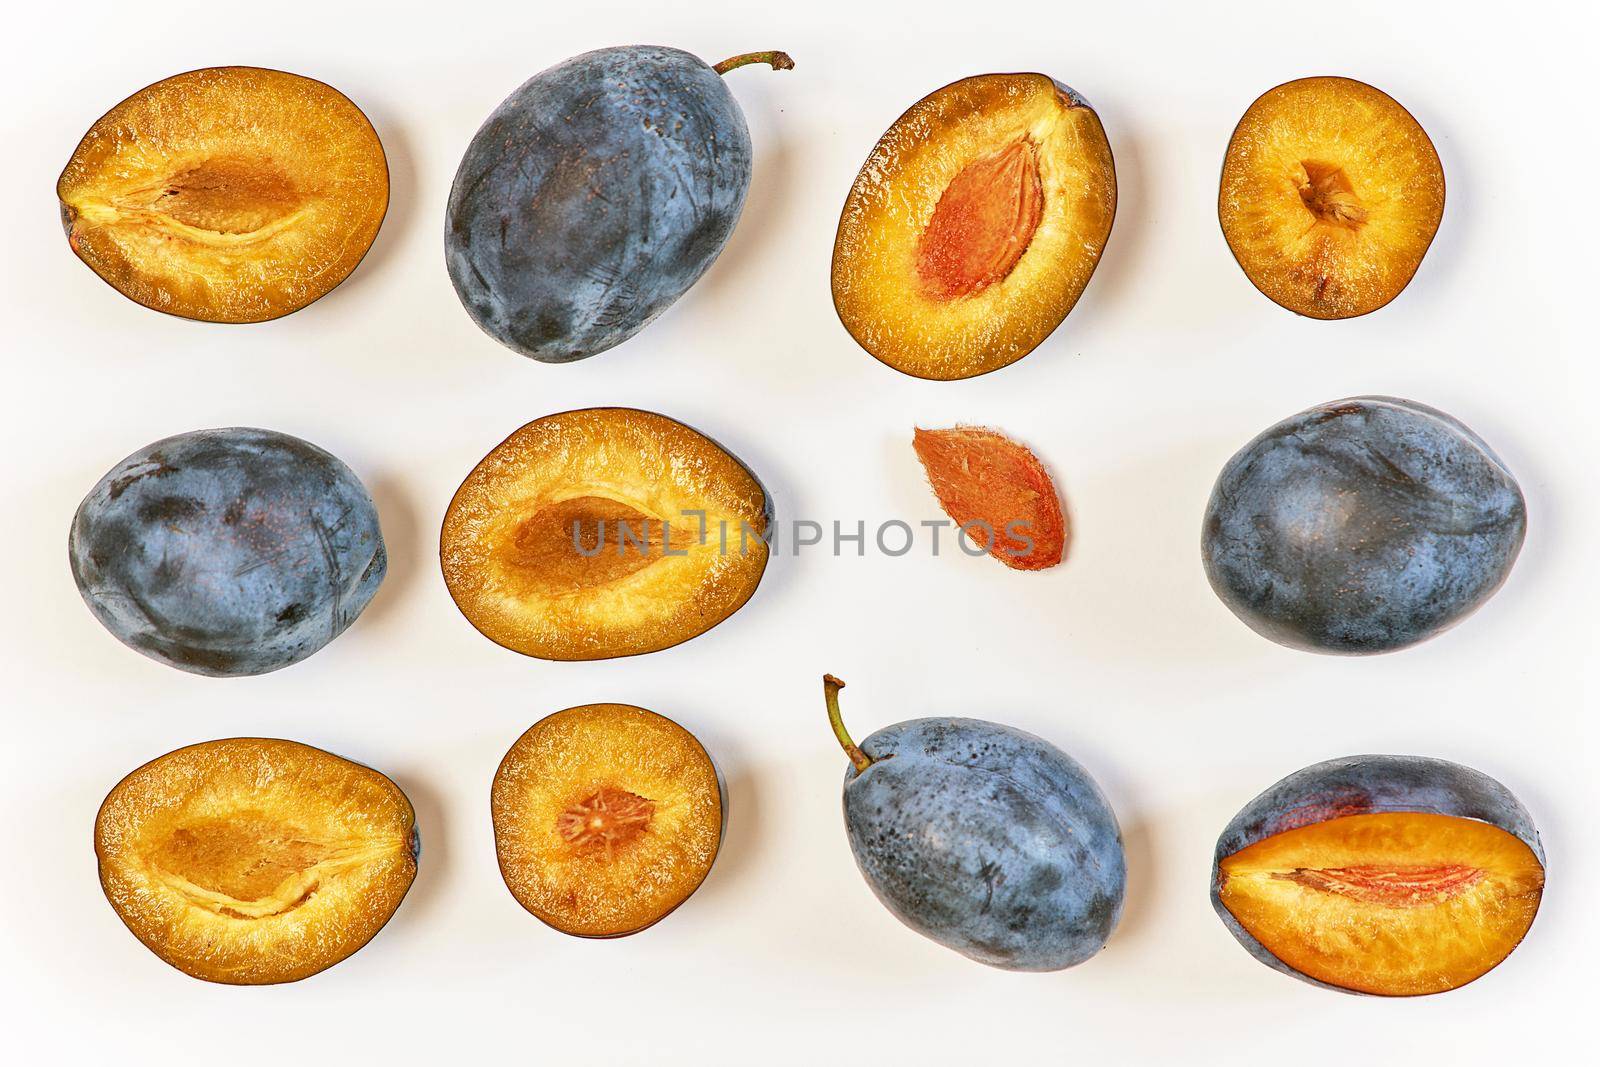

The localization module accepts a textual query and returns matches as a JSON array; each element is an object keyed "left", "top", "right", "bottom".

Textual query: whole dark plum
[
  {"left": 1202, "top": 396, "right": 1525, "bottom": 654},
  {"left": 445, "top": 46, "right": 792, "bottom": 363},
  {"left": 69, "top": 428, "right": 385, "bottom": 677},
  {"left": 825, "top": 677, "right": 1126, "bottom": 971}
]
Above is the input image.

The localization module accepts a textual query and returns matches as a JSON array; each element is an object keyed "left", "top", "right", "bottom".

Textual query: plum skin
[
  {"left": 445, "top": 46, "right": 752, "bottom": 363},
  {"left": 69, "top": 428, "right": 385, "bottom": 677},
  {"left": 1202, "top": 396, "right": 1525, "bottom": 654},
  {"left": 1211, "top": 754, "right": 1544, "bottom": 995},
  {"left": 843, "top": 718, "right": 1126, "bottom": 971}
]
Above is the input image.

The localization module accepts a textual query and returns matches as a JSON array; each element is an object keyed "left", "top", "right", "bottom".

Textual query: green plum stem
[
  {"left": 714, "top": 51, "right": 796, "bottom": 76},
  {"left": 824, "top": 674, "right": 872, "bottom": 773}
]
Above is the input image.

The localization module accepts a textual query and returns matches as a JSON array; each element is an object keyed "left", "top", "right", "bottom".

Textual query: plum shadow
[{"left": 360, "top": 472, "right": 426, "bottom": 626}]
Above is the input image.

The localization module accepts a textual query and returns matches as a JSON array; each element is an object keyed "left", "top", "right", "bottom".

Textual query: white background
[{"left": 2, "top": 1, "right": 1593, "bottom": 1062}]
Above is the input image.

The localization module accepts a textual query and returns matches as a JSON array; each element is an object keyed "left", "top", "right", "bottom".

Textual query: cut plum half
[
  {"left": 1212, "top": 756, "right": 1544, "bottom": 996},
  {"left": 58, "top": 67, "right": 388, "bottom": 323},
  {"left": 491, "top": 704, "right": 723, "bottom": 937},
  {"left": 912, "top": 426, "right": 1065, "bottom": 569},
  {"left": 1219, "top": 77, "right": 1444, "bottom": 319},
  {"left": 440, "top": 408, "right": 771, "bottom": 660},
  {"left": 95, "top": 739, "right": 418, "bottom": 984},
  {"left": 832, "top": 74, "right": 1116, "bottom": 380}
]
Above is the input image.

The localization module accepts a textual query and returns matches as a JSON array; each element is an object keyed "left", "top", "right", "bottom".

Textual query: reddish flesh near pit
[
  {"left": 913, "top": 427, "right": 1065, "bottom": 570},
  {"left": 916, "top": 140, "right": 1044, "bottom": 301},
  {"left": 1274, "top": 864, "right": 1485, "bottom": 907}
]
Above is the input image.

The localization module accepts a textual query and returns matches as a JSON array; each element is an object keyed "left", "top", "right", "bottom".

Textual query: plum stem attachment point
[
  {"left": 714, "top": 51, "right": 795, "bottom": 75},
  {"left": 824, "top": 674, "right": 872, "bottom": 773}
]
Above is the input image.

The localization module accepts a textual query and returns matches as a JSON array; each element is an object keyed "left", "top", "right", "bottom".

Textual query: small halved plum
[
  {"left": 832, "top": 74, "right": 1115, "bottom": 380},
  {"left": 1219, "top": 77, "right": 1444, "bottom": 319},
  {"left": 491, "top": 704, "right": 723, "bottom": 937},
  {"left": 58, "top": 67, "right": 388, "bottom": 323},
  {"left": 440, "top": 408, "right": 771, "bottom": 660},
  {"left": 95, "top": 738, "right": 418, "bottom": 984},
  {"left": 1212, "top": 756, "right": 1544, "bottom": 996},
  {"left": 913, "top": 426, "right": 1065, "bottom": 570}
]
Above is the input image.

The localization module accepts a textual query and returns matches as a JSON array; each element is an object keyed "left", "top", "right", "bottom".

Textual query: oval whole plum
[
  {"left": 446, "top": 46, "right": 793, "bottom": 363},
  {"left": 824, "top": 676, "right": 1125, "bottom": 971},
  {"left": 69, "top": 428, "right": 385, "bottom": 676},
  {"left": 1202, "top": 396, "right": 1525, "bottom": 654}
]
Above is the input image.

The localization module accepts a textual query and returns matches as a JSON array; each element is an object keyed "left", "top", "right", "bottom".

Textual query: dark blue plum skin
[
  {"left": 1202, "top": 396, "right": 1526, "bottom": 654},
  {"left": 1211, "top": 755, "right": 1544, "bottom": 994},
  {"left": 445, "top": 46, "right": 753, "bottom": 363},
  {"left": 69, "top": 428, "right": 385, "bottom": 677},
  {"left": 843, "top": 718, "right": 1126, "bottom": 971}
]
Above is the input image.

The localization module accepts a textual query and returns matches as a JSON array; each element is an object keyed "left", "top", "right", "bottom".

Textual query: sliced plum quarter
[
  {"left": 1219, "top": 77, "right": 1444, "bottom": 319},
  {"left": 491, "top": 704, "right": 723, "bottom": 937},
  {"left": 1212, "top": 756, "right": 1544, "bottom": 996},
  {"left": 440, "top": 409, "right": 771, "bottom": 660},
  {"left": 832, "top": 74, "right": 1115, "bottom": 380},
  {"left": 94, "top": 739, "right": 418, "bottom": 984},
  {"left": 58, "top": 67, "right": 388, "bottom": 323}
]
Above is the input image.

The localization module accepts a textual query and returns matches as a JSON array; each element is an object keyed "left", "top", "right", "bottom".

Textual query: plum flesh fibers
[
  {"left": 1201, "top": 396, "right": 1524, "bottom": 654},
  {"left": 69, "top": 428, "right": 385, "bottom": 676},
  {"left": 913, "top": 426, "right": 1065, "bottom": 569},
  {"left": 1212, "top": 755, "right": 1544, "bottom": 996},
  {"left": 826, "top": 676, "right": 1124, "bottom": 970},
  {"left": 95, "top": 739, "right": 418, "bottom": 984},
  {"left": 491, "top": 704, "right": 722, "bottom": 937}
]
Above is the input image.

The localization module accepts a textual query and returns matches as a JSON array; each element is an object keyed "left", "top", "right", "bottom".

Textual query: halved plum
[
  {"left": 58, "top": 67, "right": 388, "bottom": 323},
  {"left": 95, "top": 738, "right": 418, "bottom": 984},
  {"left": 491, "top": 704, "right": 723, "bottom": 937},
  {"left": 1219, "top": 77, "right": 1444, "bottom": 318},
  {"left": 440, "top": 408, "right": 771, "bottom": 660},
  {"left": 832, "top": 74, "right": 1116, "bottom": 380},
  {"left": 1212, "top": 756, "right": 1544, "bottom": 996}
]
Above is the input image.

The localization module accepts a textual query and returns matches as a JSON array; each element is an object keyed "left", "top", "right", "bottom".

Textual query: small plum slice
[
  {"left": 58, "top": 67, "right": 388, "bottom": 323},
  {"left": 1219, "top": 77, "right": 1444, "bottom": 319},
  {"left": 95, "top": 739, "right": 418, "bottom": 984},
  {"left": 491, "top": 704, "right": 723, "bottom": 937},
  {"left": 440, "top": 408, "right": 771, "bottom": 660},
  {"left": 913, "top": 426, "right": 1065, "bottom": 569},
  {"left": 833, "top": 74, "right": 1115, "bottom": 380},
  {"left": 1212, "top": 756, "right": 1545, "bottom": 996}
]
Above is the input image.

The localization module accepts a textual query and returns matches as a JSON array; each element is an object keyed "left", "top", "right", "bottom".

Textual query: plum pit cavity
[{"left": 1297, "top": 160, "right": 1367, "bottom": 228}]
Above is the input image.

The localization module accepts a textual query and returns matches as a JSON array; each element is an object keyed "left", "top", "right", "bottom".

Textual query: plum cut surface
[
  {"left": 58, "top": 67, "right": 387, "bottom": 323},
  {"left": 491, "top": 704, "right": 722, "bottom": 937},
  {"left": 1212, "top": 755, "right": 1544, "bottom": 996},
  {"left": 913, "top": 426, "right": 1065, "bottom": 569},
  {"left": 1201, "top": 396, "right": 1525, "bottom": 654},
  {"left": 440, "top": 409, "right": 770, "bottom": 660},
  {"left": 1219, "top": 77, "right": 1443, "bottom": 319},
  {"left": 70, "top": 427, "right": 386, "bottom": 676},
  {"left": 95, "top": 739, "right": 417, "bottom": 984},
  {"left": 833, "top": 74, "right": 1115, "bottom": 380}
]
